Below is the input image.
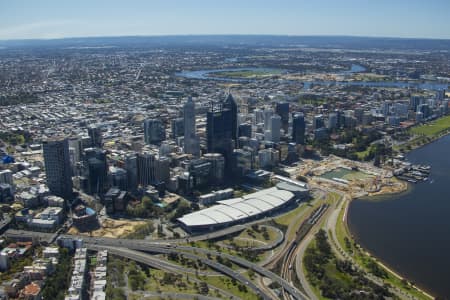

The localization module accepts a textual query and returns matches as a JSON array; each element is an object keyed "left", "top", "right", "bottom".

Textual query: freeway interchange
[{"left": 4, "top": 185, "right": 402, "bottom": 300}]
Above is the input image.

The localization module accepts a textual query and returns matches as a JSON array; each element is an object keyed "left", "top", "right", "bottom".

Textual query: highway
[
  {"left": 5, "top": 229, "right": 306, "bottom": 300},
  {"left": 86, "top": 244, "right": 240, "bottom": 300},
  {"left": 86, "top": 243, "right": 271, "bottom": 300}
]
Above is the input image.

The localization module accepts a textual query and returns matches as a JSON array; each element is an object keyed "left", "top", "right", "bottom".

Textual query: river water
[
  {"left": 176, "top": 65, "right": 448, "bottom": 90},
  {"left": 348, "top": 134, "right": 450, "bottom": 298}
]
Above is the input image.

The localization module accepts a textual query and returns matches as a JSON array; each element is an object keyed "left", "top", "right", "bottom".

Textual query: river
[
  {"left": 348, "top": 134, "right": 450, "bottom": 298},
  {"left": 176, "top": 65, "right": 448, "bottom": 90}
]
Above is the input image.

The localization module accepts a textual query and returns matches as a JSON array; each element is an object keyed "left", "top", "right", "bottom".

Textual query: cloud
[{"left": 0, "top": 20, "right": 87, "bottom": 40}]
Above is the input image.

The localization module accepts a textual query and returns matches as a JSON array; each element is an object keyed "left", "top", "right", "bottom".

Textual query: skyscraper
[
  {"left": 43, "top": 138, "right": 73, "bottom": 199},
  {"left": 292, "top": 113, "right": 306, "bottom": 145},
  {"left": 137, "top": 152, "right": 156, "bottom": 187},
  {"left": 88, "top": 125, "right": 103, "bottom": 148},
  {"left": 124, "top": 153, "right": 138, "bottom": 192},
  {"left": 269, "top": 114, "right": 281, "bottom": 143},
  {"left": 223, "top": 93, "right": 238, "bottom": 143},
  {"left": 171, "top": 117, "right": 184, "bottom": 139},
  {"left": 275, "top": 102, "right": 289, "bottom": 132},
  {"left": 144, "top": 119, "right": 165, "bottom": 145},
  {"left": 207, "top": 101, "right": 234, "bottom": 173},
  {"left": 183, "top": 96, "right": 199, "bottom": 156},
  {"left": 82, "top": 148, "right": 108, "bottom": 195}
]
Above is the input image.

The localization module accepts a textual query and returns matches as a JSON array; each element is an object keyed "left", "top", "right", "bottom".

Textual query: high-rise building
[
  {"left": 268, "top": 114, "right": 281, "bottom": 143},
  {"left": 82, "top": 148, "right": 108, "bottom": 195},
  {"left": 263, "top": 107, "right": 274, "bottom": 131},
  {"left": 88, "top": 125, "right": 103, "bottom": 148},
  {"left": 43, "top": 138, "right": 73, "bottom": 199},
  {"left": 238, "top": 123, "right": 252, "bottom": 138},
  {"left": 171, "top": 117, "right": 184, "bottom": 139},
  {"left": 275, "top": 102, "right": 289, "bottom": 132},
  {"left": 109, "top": 167, "right": 128, "bottom": 191},
  {"left": 124, "top": 153, "right": 138, "bottom": 192},
  {"left": 292, "top": 113, "right": 306, "bottom": 145},
  {"left": 183, "top": 97, "right": 199, "bottom": 156},
  {"left": 137, "top": 152, "right": 156, "bottom": 187},
  {"left": 328, "top": 112, "right": 338, "bottom": 129},
  {"left": 204, "top": 153, "right": 225, "bottom": 184},
  {"left": 410, "top": 95, "right": 423, "bottom": 112},
  {"left": 207, "top": 101, "right": 234, "bottom": 173},
  {"left": 223, "top": 93, "right": 238, "bottom": 143},
  {"left": 0, "top": 170, "right": 13, "bottom": 186},
  {"left": 313, "top": 115, "right": 324, "bottom": 130},
  {"left": 144, "top": 119, "right": 165, "bottom": 145}
]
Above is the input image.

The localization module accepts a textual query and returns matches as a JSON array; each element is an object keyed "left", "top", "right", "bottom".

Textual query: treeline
[
  {"left": 41, "top": 248, "right": 72, "bottom": 300},
  {"left": 304, "top": 229, "right": 392, "bottom": 299},
  {"left": 0, "top": 93, "right": 39, "bottom": 106}
]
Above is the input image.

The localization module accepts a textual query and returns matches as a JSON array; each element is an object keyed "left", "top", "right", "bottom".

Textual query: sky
[{"left": 0, "top": 0, "right": 449, "bottom": 40}]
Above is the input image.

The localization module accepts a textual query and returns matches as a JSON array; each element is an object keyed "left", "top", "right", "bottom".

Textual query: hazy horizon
[{"left": 1, "top": 0, "right": 449, "bottom": 40}]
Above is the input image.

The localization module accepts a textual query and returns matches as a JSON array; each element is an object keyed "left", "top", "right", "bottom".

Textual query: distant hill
[{"left": 1, "top": 35, "right": 449, "bottom": 51}]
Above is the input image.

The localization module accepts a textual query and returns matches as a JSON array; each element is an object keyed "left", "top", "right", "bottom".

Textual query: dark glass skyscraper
[
  {"left": 223, "top": 93, "right": 238, "bottom": 143},
  {"left": 88, "top": 124, "right": 103, "bottom": 148},
  {"left": 292, "top": 113, "right": 306, "bottom": 145},
  {"left": 207, "top": 101, "right": 234, "bottom": 173},
  {"left": 43, "top": 137, "right": 73, "bottom": 199},
  {"left": 275, "top": 102, "right": 289, "bottom": 132},
  {"left": 83, "top": 148, "right": 108, "bottom": 195}
]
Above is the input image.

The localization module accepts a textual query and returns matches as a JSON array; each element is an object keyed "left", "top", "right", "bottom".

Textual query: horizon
[
  {"left": 2, "top": 33, "right": 450, "bottom": 43},
  {"left": 1, "top": 0, "right": 449, "bottom": 40}
]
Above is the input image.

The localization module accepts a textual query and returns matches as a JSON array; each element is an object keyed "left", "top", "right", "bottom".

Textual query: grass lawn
[
  {"left": 200, "top": 275, "right": 260, "bottom": 300},
  {"left": 410, "top": 115, "right": 450, "bottom": 136}
]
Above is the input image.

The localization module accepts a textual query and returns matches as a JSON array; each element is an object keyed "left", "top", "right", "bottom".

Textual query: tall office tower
[
  {"left": 223, "top": 93, "right": 238, "bottom": 141},
  {"left": 124, "top": 153, "right": 138, "bottom": 192},
  {"left": 354, "top": 108, "right": 364, "bottom": 124},
  {"left": 144, "top": 119, "right": 165, "bottom": 145},
  {"left": 292, "top": 113, "right": 306, "bottom": 145},
  {"left": 275, "top": 102, "right": 290, "bottom": 132},
  {"left": 183, "top": 97, "right": 200, "bottom": 156},
  {"left": 137, "top": 152, "right": 156, "bottom": 187},
  {"left": 238, "top": 123, "right": 252, "bottom": 138},
  {"left": 171, "top": 118, "right": 184, "bottom": 139},
  {"left": 88, "top": 125, "right": 103, "bottom": 148},
  {"left": 109, "top": 167, "right": 128, "bottom": 191},
  {"left": 156, "top": 156, "right": 170, "bottom": 183},
  {"left": 43, "top": 138, "right": 73, "bottom": 199},
  {"left": 263, "top": 107, "right": 274, "bottom": 131},
  {"left": 83, "top": 148, "right": 108, "bottom": 195},
  {"left": 68, "top": 137, "right": 82, "bottom": 165},
  {"left": 269, "top": 114, "right": 281, "bottom": 143},
  {"left": 328, "top": 112, "right": 338, "bottom": 129},
  {"left": 204, "top": 153, "right": 225, "bottom": 184},
  {"left": 410, "top": 96, "right": 423, "bottom": 112},
  {"left": 313, "top": 115, "right": 324, "bottom": 129},
  {"left": 223, "top": 93, "right": 238, "bottom": 143},
  {"left": 254, "top": 108, "right": 264, "bottom": 124},
  {"left": 207, "top": 101, "right": 234, "bottom": 174},
  {"left": 436, "top": 89, "right": 445, "bottom": 101},
  {"left": 0, "top": 170, "right": 13, "bottom": 188}
]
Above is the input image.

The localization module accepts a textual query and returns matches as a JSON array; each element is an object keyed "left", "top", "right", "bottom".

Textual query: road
[
  {"left": 5, "top": 229, "right": 307, "bottom": 300},
  {"left": 86, "top": 243, "right": 271, "bottom": 300},
  {"left": 87, "top": 244, "right": 241, "bottom": 300}
]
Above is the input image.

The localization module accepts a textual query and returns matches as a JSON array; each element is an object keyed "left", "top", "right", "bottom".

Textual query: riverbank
[{"left": 339, "top": 197, "right": 434, "bottom": 300}]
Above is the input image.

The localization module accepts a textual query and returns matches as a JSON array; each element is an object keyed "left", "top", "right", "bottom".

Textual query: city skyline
[{"left": 0, "top": 0, "right": 450, "bottom": 40}]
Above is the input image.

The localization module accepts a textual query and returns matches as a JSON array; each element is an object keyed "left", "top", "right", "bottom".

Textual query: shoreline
[{"left": 345, "top": 192, "right": 435, "bottom": 299}]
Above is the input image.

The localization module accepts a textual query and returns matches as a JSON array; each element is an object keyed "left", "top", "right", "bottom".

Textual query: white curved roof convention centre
[{"left": 178, "top": 186, "right": 296, "bottom": 231}]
